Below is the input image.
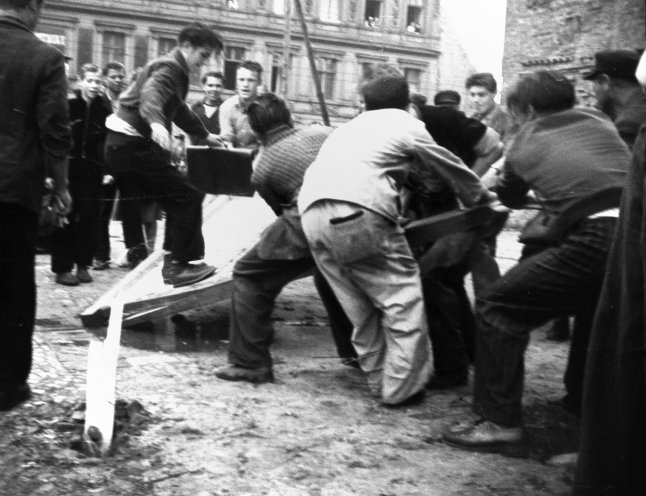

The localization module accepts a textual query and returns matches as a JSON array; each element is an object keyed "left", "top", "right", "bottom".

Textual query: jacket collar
[
  {"left": 170, "top": 47, "right": 190, "bottom": 77},
  {"left": 0, "top": 15, "right": 33, "bottom": 34}
]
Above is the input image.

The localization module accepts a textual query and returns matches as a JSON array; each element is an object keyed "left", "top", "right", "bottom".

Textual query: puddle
[{"left": 86, "top": 313, "right": 230, "bottom": 354}]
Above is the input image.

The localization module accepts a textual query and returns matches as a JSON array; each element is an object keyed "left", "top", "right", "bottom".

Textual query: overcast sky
[{"left": 443, "top": 0, "right": 508, "bottom": 82}]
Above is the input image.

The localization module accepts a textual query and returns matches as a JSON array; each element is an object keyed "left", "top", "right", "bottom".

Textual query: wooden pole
[
  {"left": 293, "top": 0, "right": 330, "bottom": 126},
  {"left": 281, "top": 0, "right": 292, "bottom": 98}
]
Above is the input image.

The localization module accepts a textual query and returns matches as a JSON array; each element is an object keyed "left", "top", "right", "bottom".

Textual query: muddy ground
[{"left": 0, "top": 229, "right": 579, "bottom": 496}]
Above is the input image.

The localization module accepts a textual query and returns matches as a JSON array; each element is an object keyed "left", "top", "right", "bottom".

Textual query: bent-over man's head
[
  {"left": 505, "top": 70, "right": 575, "bottom": 127},
  {"left": 360, "top": 63, "right": 409, "bottom": 111},
  {"left": 247, "top": 93, "right": 293, "bottom": 142}
]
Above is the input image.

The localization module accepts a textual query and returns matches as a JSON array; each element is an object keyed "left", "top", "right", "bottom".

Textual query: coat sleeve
[{"left": 37, "top": 52, "right": 72, "bottom": 176}]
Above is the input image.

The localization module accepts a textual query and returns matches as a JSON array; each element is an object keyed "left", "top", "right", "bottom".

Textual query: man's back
[{"left": 0, "top": 15, "right": 70, "bottom": 213}]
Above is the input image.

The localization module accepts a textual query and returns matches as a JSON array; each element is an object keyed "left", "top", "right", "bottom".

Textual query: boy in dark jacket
[
  {"left": 105, "top": 23, "right": 224, "bottom": 287},
  {"left": 51, "top": 63, "right": 112, "bottom": 285}
]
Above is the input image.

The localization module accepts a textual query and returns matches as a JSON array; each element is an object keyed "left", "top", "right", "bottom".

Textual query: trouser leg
[
  {"left": 95, "top": 182, "right": 117, "bottom": 261},
  {"left": 106, "top": 133, "right": 205, "bottom": 262},
  {"left": 313, "top": 270, "right": 356, "bottom": 361},
  {"left": 0, "top": 204, "right": 37, "bottom": 389},
  {"left": 423, "top": 266, "right": 469, "bottom": 375},
  {"left": 227, "top": 244, "right": 315, "bottom": 369},
  {"left": 303, "top": 201, "right": 432, "bottom": 404},
  {"left": 473, "top": 218, "right": 615, "bottom": 426}
]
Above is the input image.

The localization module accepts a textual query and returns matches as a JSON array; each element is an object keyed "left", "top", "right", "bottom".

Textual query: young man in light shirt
[
  {"left": 298, "top": 65, "right": 494, "bottom": 406},
  {"left": 219, "top": 60, "right": 263, "bottom": 149}
]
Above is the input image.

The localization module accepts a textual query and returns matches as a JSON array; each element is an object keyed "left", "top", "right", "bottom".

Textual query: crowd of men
[{"left": 1, "top": 0, "right": 645, "bottom": 494}]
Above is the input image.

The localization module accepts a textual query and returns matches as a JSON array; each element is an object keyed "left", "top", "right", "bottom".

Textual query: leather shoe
[
  {"left": 442, "top": 419, "right": 526, "bottom": 457},
  {"left": 126, "top": 243, "right": 149, "bottom": 269},
  {"left": 214, "top": 365, "right": 274, "bottom": 384},
  {"left": 0, "top": 383, "right": 32, "bottom": 411},
  {"left": 93, "top": 259, "right": 111, "bottom": 270},
  {"left": 55, "top": 271, "right": 79, "bottom": 286},
  {"left": 167, "top": 262, "right": 216, "bottom": 288},
  {"left": 426, "top": 369, "right": 468, "bottom": 390},
  {"left": 76, "top": 266, "right": 93, "bottom": 283}
]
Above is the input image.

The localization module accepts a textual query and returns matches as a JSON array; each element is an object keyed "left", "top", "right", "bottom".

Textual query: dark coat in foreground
[{"left": 574, "top": 124, "right": 646, "bottom": 496}]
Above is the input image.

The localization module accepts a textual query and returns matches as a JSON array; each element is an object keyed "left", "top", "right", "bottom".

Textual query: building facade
[
  {"left": 38, "top": 0, "right": 473, "bottom": 124},
  {"left": 503, "top": 0, "right": 645, "bottom": 106}
]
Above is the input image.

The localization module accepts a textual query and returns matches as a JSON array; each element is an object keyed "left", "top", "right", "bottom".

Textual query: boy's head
[
  {"left": 465, "top": 72, "right": 498, "bottom": 115},
  {"left": 201, "top": 71, "right": 224, "bottom": 104},
  {"left": 79, "top": 63, "right": 103, "bottom": 102},
  {"left": 177, "top": 23, "right": 224, "bottom": 72},
  {"left": 236, "top": 60, "right": 263, "bottom": 104}
]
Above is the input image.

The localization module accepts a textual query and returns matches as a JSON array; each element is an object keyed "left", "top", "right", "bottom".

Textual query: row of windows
[
  {"left": 78, "top": 31, "right": 424, "bottom": 101},
  {"left": 229, "top": 0, "right": 426, "bottom": 34}
]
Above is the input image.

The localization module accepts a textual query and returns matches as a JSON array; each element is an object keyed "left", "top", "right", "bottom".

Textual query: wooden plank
[
  {"left": 80, "top": 195, "right": 235, "bottom": 328},
  {"left": 83, "top": 299, "right": 124, "bottom": 456},
  {"left": 404, "top": 203, "right": 509, "bottom": 248}
]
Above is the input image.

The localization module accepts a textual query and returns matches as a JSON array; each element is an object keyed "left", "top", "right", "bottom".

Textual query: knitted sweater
[{"left": 251, "top": 124, "right": 333, "bottom": 214}]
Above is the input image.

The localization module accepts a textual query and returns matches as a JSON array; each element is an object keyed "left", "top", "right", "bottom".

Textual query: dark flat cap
[{"left": 583, "top": 49, "right": 640, "bottom": 81}]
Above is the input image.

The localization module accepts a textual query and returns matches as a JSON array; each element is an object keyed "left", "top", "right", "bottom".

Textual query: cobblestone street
[{"left": 0, "top": 223, "right": 579, "bottom": 496}]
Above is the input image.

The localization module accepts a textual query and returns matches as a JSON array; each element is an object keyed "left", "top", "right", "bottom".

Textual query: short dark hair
[
  {"left": 247, "top": 93, "right": 293, "bottom": 140},
  {"left": 238, "top": 60, "right": 263, "bottom": 80},
  {"left": 506, "top": 70, "right": 575, "bottom": 115},
  {"left": 102, "top": 61, "right": 126, "bottom": 76},
  {"left": 465, "top": 72, "right": 498, "bottom": 93},
  {"left": 0, "top": 0, "right": 44, "bottom": 8},
  {"left": 80, "top": 63, "right": 100, "bottom": 79},
  {"left": 433, "top": 89, "right": 461, "bottom": 106},
  {"left": 361, "top": 63, "right": 410, "bottom": 111},
  {"left": 201, "top": 71, "right": 224, "bottom": 84},
  {"left": 178, "top": 23, "right": 223, "bottom": 52}
]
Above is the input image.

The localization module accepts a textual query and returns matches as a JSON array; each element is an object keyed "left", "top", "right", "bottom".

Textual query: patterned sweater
[{"left": 251, "top": 124, "right": 333, "bottom": 215}]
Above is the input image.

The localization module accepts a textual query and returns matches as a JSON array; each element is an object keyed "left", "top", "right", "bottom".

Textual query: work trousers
[
  {"left": 423, "top": 260, "right": 475, "bottom": 375},
  {"left": 105, "top": 132, "right": 205, "bottom": 263},
  {"left": 228, "top": 213, "right": 354, "bottom": 368},
  {"left": 51, "top": 168, "right": 102, "bottom": 273},
  {"left": 94, "top": 182, "right": 117, "bottom": 262},
  {"left": 302, "top": 200, "right": 432, "bottom": 405},
  {"left": 473, "top": 217, "right": 616, "bottom": 426},
  {"left": 0, "top": 204, "right": 37, "bottom": 391}
]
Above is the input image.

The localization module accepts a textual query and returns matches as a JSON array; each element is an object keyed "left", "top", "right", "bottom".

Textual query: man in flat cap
[{"left": 584, "top": 48, "right": 646, "bottom": 150}]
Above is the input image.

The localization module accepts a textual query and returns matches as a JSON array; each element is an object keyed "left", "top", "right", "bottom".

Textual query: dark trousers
[
  {"left": 228, "top": 246, "right": 354, "bottom": 369},
  {"left": 95, "top": 182, "right": 117, "bottom": 262},
  {"left": 473, "top": 217, "right": 616, "bottom": 427},
  {"left": 105, "top": 132, "right": 205, "bottom": 262},
  {"left": 51, "top": 170, "right": 101, "bottom": 273},
  {"left": 0, "top": 203, "right": 37, "bottom": 391},
  {"left": 423, "top": 260, "right": 475, "bottom": 375}
]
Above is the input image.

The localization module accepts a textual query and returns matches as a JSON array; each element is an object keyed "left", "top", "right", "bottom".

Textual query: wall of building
[
  {"left": 38, "top": 0, "right": 473, "bottom": 124},
  {"left": 503, "top": 0, "right": 645, "bottom": 105}
]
